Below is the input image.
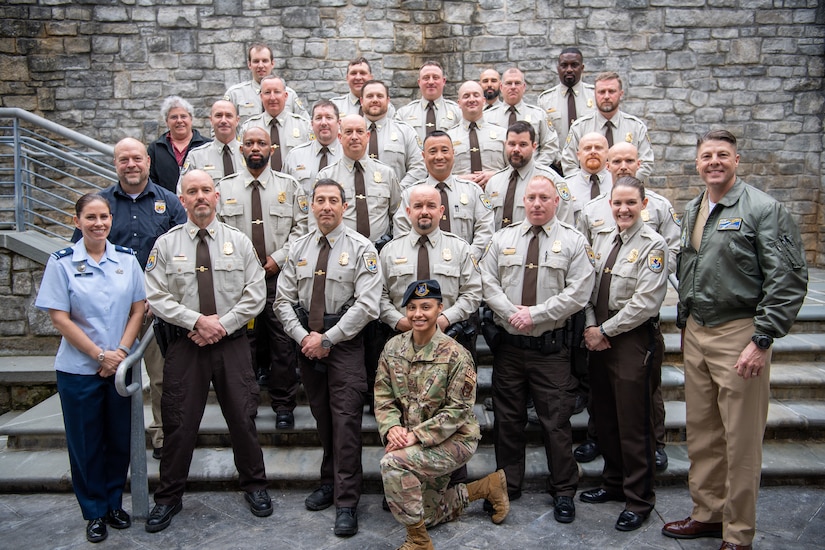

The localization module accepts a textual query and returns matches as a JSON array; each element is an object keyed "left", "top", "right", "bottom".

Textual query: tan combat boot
[
  {"left": 396, "top": 519, "right": 433, "bottom": 550},
  {"left": 466, "top": 469, "right": 510, "bottom": 524}
]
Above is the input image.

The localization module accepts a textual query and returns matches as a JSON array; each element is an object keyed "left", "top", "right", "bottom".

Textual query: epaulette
[
  {"left": 52, "top": 248, "right": 72, "bottom": 260},
  {"left": 115, "top": 245, "right": 137, "bottom": 256}
]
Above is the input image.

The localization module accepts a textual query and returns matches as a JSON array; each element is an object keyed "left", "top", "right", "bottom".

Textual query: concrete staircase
[{"left": 2, "top": 271, "right": 825, "bottom": 493}]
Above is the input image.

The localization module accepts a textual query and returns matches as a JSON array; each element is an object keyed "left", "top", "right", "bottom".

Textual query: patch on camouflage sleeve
[{"left": 462, "top": 365, "right": 477, "bottom": 399}]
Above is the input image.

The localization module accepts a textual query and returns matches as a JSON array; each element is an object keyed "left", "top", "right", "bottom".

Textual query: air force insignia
[
  {"left": 363, "top": 251, "right": 378, "bottom": 273},
  {"left": 717, "top": 218, "right": 742, "bottom": 231},
  {"left": 647, "top": 250, "right": 665, "bottom": 273}
]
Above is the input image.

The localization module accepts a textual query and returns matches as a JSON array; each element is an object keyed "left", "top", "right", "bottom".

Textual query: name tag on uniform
[{"left": 717, "top": 218, "right": 742, "bottom": 231}]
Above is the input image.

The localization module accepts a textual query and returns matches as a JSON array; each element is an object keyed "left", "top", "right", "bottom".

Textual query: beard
[
  {"left": 484, "top": 89, "right": 500, "bottom": 101},
  {"left": 245, "top": 154, "right": 270, "bottom": 170}
]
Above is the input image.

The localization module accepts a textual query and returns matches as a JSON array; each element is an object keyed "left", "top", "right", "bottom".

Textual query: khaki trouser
[
  {"left": 684, "top": 315, "right": 771, "bottom": 546},
  {"left": 141, "top": 320, "right": 164, "bottom": 450}
]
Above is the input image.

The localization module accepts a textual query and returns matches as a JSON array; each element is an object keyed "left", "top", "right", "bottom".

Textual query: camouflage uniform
[{"left": 375, "top": 329, "right": 481, "bottom": 527}]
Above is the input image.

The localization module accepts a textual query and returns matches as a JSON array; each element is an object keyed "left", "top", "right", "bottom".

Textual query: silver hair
[{"left": 160, "top": 95, "right": 194, "bottom": 120}]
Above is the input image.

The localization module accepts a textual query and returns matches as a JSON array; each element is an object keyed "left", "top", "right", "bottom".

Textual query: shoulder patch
[
  {"left": 461, "top": 364, "right": 477, "bottom": 399},
  {"left": 585, "top": 244, "right": 596, "bottom": 266},
  {"left": 115, "top": 245, "right": 137, "bottom": 256},
  {"left": 670, "top": 207, "right": 681, "bottom": 226},
  {"left": 298, "top": 194, "right": 309, "bottom": 213},
  {"left": 52, "top": 247, "right": 72, "bottom": 260},
  {"left": 480, "top": 193, "right": 493, "bottom": 210},
  {"left": 647, "top": 249, "right": 664, "bottom": 273},
  {"left": 556, "top": 182, "right": 571, "bottom": 201},
  {"left": 362, "top": 251, "right": 378, "bottom": 273},
  {"left": 145, "top": 248, "right": 157, "bottom": 272}
]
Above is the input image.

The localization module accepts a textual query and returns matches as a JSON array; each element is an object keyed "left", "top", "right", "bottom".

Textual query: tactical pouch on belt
[
  {"left": 153, "top": 319, "right": 169, "bottom": 357},
  {"left": 480, "top": 307, "right": 502, "bottom": 352},
  {"left": 540, "top": 330, "right": 564, "bottom": 354},
  {"left": 294, "top": 305, "right": 310, "bottom": 331}
]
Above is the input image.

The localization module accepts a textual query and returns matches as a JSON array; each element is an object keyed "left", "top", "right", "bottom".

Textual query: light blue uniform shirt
[{"left": 35, "top": 239, "right": 146, "bottom": 375}]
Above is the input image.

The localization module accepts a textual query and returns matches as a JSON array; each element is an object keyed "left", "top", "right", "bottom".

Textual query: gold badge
[
  {"left": 223, "top": 242, "right": 234, "bottom": 255},
  {"left": 278, "top": 191, "right": 286, "bottom": 203},
  {"left": 390, "top": 132, "right": 398, "bottom": 141},
  {"left": 524, "top": 114, "right": 532, "bottom": 123},
  {"left": 625, "top": 132, "right": 633, "bottom": 143},
  {"left": 641, "top": 209, "right": 650, "bottom": 222},
  {"left": 552, "top": 240, "right": 562, "bottom": 253},
  {"left": 490, "top": 131, "right": 497, "bottom": 140},
  {"left": 339, "top": 252, "right": 349, "bottom": 266},
  {"left": 442, "top": 248, "right": 452, "bottom": 261},
  {"left": 446, "top": 111, "right": 454, "bottom": 120},
  {"left": 627, "top": 248, "right": 639, "bottom": 263},
  {"left": 374, "top": 171, "right": 382, "bottom": 183},
  {"left": 293, "top": 128, "right": 300, "bottom": 138},
  {"left": 587, "top": 99, "right": 593, "bottom": 108},
  {"left": 460, "top": 193, "right": 469, "bottom": 205}
]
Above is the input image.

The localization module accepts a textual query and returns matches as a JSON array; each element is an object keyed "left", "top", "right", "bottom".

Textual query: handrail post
[
  {"left": 12, "top": 117, "right": 24, "bottom": 232},
  {"left": 115, "top": 329, "right": 156, "bottom": 520}
]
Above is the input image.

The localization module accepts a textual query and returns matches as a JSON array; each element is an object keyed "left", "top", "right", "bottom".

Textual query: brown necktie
[
  {"left": 353, "top": 161, "right": 370, "bottom": 237},
  {"left": 508, "top": 105, "right": 517, "bottom": 128},
  {"left": 196, "top": 229, "right": 218, "bottom": 316},
  {"left": 222, "top": 144, "right": 234, "bottom": 177},
  {"left": 521, "top": 225, "right": 542, "bottom": 307},
  {"left": 436, "top": 181, "right": 451, "bottom": 232},
  {"left": 357, "top": 99, "right": 363, "bottom": 116},
  {"left": 308, "top": 236, "right": 330, "bottom": 332},
  {"left": 250, "top": 180, "right": 266, "bottom": 264},
  {"left": 468, "top": 121, "right": 483, "bottom": 173},
  {"left": 417, "top": 235, "right": 430, "bottom": 280},
  {"left": 567, "top": 87, "right": 577, "bottom": 126},
  {"left": 590, "top": 173, "right": 600, "bottom": 200},
  {"left": 318, "top": 146, "right": 329, "bottom": 171},
  {"left": 594, "top": 234, "right": 622, "bottom": 325},
  {"left": 270, "top": 118, "right": 282, "bottom": 171},
  {"left": 604, "top": 120, "right": 614, "bottom": 149},
  {"left": 502, "top": 169, "right": 519, "bottom": 228},
  {"left": 368, "top": 122, "right": 379, "bottom": 160},
  {"left": 426, "top": 101, "right": 436, "bottom": 135}
]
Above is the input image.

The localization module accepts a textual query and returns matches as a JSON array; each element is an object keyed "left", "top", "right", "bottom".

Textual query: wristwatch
[
  {"left": 97, "top": 350, "right": 106, "bottom": 363},
  {"left": 752, "top": 334, "right": 773, "bottom": 350},
  {"left": 321, "top": 336, "right": 333, "bottom": 349}
]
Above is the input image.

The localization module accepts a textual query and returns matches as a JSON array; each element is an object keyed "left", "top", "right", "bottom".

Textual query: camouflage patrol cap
[{"left": 401, "top": 279, "right": 443, "bottom": 307}]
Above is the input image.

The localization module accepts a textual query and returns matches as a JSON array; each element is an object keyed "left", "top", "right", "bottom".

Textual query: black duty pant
[
  {"left": 154, "top": 333, "right": 267, "bottom": 505},
  {"left": 253, "top": 275, "right": 298, "bottom": 412},
  {"left": 300, "top": 334, "right": 366, "bottom": 508},
  {"left": 493, "top": 341, "right": 578, "bottom": 497},
  {"left": 588, "top": 322, "right": 662, "bottom": 515}
]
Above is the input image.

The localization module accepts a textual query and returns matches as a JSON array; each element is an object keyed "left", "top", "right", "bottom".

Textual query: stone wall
[{"left": 1, "top": 0, "right": 823, "bottom": 263}]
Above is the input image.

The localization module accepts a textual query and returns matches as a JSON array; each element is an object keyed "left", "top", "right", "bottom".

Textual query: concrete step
[
  {"left": 5, "top": 378, "right": 825, "bottom": 450},
  {"left": 1, "top": 439, "right": 823, "bottom": 493}
]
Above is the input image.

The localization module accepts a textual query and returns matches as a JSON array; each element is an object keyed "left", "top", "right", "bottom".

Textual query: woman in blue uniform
[{"left": 35, "top": 193, "right": 146, "bottom": 543}]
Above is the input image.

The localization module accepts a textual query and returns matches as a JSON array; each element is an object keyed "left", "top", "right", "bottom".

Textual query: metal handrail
[{"left": 115, "top": 329, "right": 154, "bottom": 521}]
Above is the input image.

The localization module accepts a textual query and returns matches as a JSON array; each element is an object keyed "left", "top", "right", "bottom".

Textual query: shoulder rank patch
[
  {"left": 717, "top": 217, "right": 742, "bottom": 231},
  {"left": 585, "top": 245, "right": 596, "bottom": 266},
  {"left": 362, "top": 251, "right": 378, "bottom": 273},
  {"left": 146, "top": 249, "right": 157, "bottom": 272},
  {"left": 670, "top": 207, "right": 681, "bottom": 226},
  {"left": 556, "top": 182, "right": 571, "bottom": 201},
  {"left": 647, "top": 249, "right": 664, "bottom": 273},
  {"left": 298, "top": 194, "right": 309, "bottom": 213},
  {"left": 461, "top": 365, "right": 477, "bottom": 399},
  {"left": 114, "top": 245, "right": 136, "bottom": 256},
  {"left": 480, "top": 193, "right": 493, "bottom": 210},
  {"left": 52, "top": 247, "right": 72, "bottom": 260}
]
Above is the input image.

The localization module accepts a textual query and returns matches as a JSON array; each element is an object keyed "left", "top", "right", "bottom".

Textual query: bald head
[
  {"left": 407, "top": 185, "right": 443, "bottom": 235},
  {"left": 114, "top": 137, "right": 151, "bottom": 192},
  {"left": 339, "top": 114, "right": 369, "bottom": 160},
  {"left": 576, "top": 132, "right": 609, "bottom": 175},
  {"left": 607, "top": 142, "right": 641, "bottom": 179},
  {"left": 479, "top": 68, "right": 501, "bottom": 104},
  {"left": 457, "top": 81, "right": 485, "bottom": 121}
]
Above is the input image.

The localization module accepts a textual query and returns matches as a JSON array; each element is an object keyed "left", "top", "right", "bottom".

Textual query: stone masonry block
[{"left": 157, "top": 7, "right": 198, "bottom": 28}]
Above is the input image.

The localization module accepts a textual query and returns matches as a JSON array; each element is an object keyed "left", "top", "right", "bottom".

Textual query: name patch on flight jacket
[{"left": 717, "top": 218, "right": 742, "bottom": 231}]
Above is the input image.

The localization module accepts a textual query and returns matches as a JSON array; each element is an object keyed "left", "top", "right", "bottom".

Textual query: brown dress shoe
[
  {"left": 662, "top": 516, "right": 723, "bottom": 539},
  {"left": 719, "top": 542, "right": 752, "bottom": 550}
]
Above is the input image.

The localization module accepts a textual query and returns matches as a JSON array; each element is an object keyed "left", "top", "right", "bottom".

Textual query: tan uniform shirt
[
  {"left": 479, "top": 217, "right": 595, "bottom": 336},
  {"left": 447, "top": 118, "right": 508, "bottom": 175},
  {"left": 485, "top": 158, "right": 572, "bottom": 230},
  {"left": 181, "top": 138, "right": 245, "bottom": 185},
  {"left": 216, "top": 168, "right": 309, "bottom": 268},
  {"left": 563, "top": 168, "right": 612, "bottom": 225},
  {"left": 363, "top": 115, "right": 426, "bottom": 189},
  {"left": 274, "top": 222, "right": 382, "bottom": 345},
  {"left": 331, "top": 91, "right": 396, "bottom": 118},
  {"left": 283, "top": 139, "right": 344, "bottom": 194},
  {"left": 241, "top": 111, "right": 312, "bottom": 161},
  {"left": 577, "top": 189, "right": 680, "bottom": 275},
  {"left": 395, "top": 97, "right": 461, "bottom": 144},
  {"left": 144, "top": 219, "right": 266, "bottom": 334},
  {"left": 394, "top": 175, "right": 495, "bottom": 260},
  {"left": 223, "top": 80, "right": 308, "bottom": 123},
  {"left": 484, "top": 99, "right": 560, "bottom": 166},
  {"left": 537, "top": 81, "right": 596, "bottom": 146},
  {"left": 584, "top": 220, "right": 667, "bottom": 335},
  {"left": 315, "top": 156, "right": 401, "bottom": 242},
  {"left": 378, "top": 227, "right": 482, "bottom": 329},
  {"left": 563, "top": 110, "right": 654, "bottom": 180}
]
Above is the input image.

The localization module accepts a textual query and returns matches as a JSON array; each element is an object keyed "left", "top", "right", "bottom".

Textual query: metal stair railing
[{"left": 0, "top": 107, "right": 116, "bottom": 239}]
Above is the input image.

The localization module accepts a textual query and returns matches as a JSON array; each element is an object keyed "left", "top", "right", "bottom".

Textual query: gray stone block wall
[{"left": 0, "top": 0, "right": 823, "bottom": 263}]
